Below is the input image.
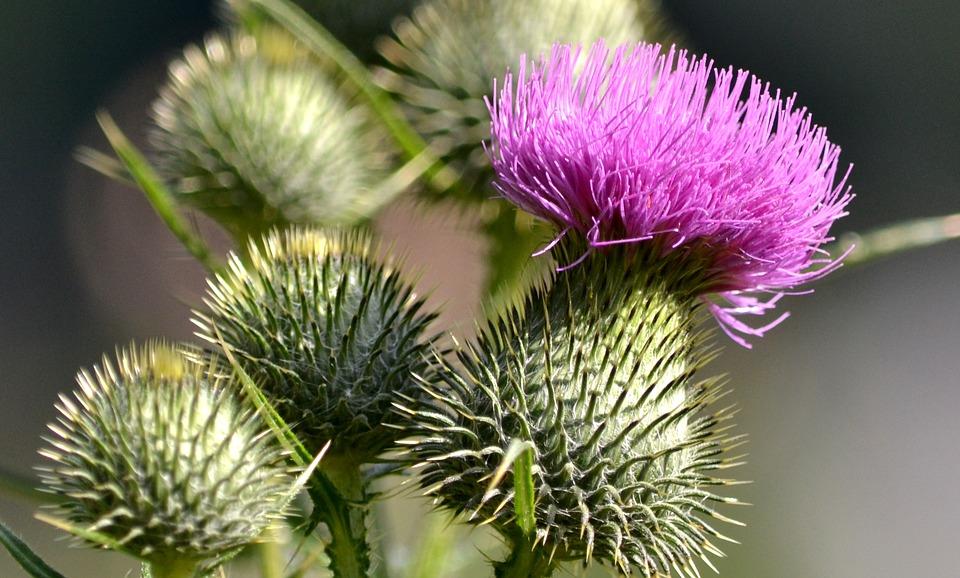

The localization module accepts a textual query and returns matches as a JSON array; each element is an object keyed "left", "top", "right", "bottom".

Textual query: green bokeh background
[{"left": 1, "top": 1, "right": 959, "bottom": 576}]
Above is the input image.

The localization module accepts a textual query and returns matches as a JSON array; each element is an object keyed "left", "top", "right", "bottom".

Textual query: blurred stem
[
  {"left": 256, "top": 531, "right": 284, "bottom": 578},
  {"left": 245, "top": 0, "right": 460, "bottom": 195},
  {"left": 493, "top": 534, "right": 555, "bottom": 578},
  {"left": 95, "top": 112, "right": 221, "bottom": 273},
  {"left": 830, "top": 212, "right": 960, "bottom": 268},
  {"left": 148, "top": 558, "right": 199, "bottom": 578},
  {"left": 401, "top": 514, "right": 454, "bottom": 578},
  {"left": 310, "top": 458, "right": 372, "bottom": 578}
]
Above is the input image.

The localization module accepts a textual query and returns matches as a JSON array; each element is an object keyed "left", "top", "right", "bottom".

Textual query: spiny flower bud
[
  {"left": 377, "top": 0, "right": 663, "bottom": 197},
  {"left": 151, "top": 32, "right": 391, "bottom": 240},
  {"left": 194, "top": 228, "right": 439, "bottom": 460},
  {"left": 396, "top": 243, "right": 743, "bottom": 577},
  {"left": 38, "top": 342, "right": 292, "bottom": 573}
]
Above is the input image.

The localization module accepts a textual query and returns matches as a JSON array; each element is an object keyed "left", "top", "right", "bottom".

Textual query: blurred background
[{"left": 1, "top": 1, "right": 958, "bottom": 576}]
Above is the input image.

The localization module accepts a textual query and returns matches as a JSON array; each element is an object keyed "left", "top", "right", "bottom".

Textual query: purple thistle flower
[{"left": 488, "top": 41, "right": 853, "bottom": 346}]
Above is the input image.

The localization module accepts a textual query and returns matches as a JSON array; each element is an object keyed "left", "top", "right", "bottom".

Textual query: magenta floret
[{"left": 488, "top": 41, "right": 853, "bottom": 346}]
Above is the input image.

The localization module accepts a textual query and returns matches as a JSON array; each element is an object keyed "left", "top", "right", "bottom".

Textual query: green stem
[
  {"left": 493, "top": 534, "right": 555, "bottom": 578},
  {"left": 148, "top": 558, "right": 199, "bottom": 578},
  {"left": 310, "top": 460, "right": 371, "bottom": 578},
  {"left": 829, "top": 212, "right": 960, "bottom": 268},
  {"left": 256, "top": 532, "right": 284, "bottom": 578}
]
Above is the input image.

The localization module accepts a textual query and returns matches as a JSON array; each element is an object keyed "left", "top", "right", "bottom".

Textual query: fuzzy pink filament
[{"left": 487, "top": 42, "right": 853, "bottom": 346}]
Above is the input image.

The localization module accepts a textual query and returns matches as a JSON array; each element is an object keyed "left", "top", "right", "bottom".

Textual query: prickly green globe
[
  {"left": 376, "top": 0, "right": 666, "bottom": 198},
  {"left": 38, "top": 342, "right": 292, "bottom": 573},
  {"left": 151, "top": 32, "right": 391, "bottom": 241},
  {"left": 395, "top": 242, "right": 742, "bottom": 577},
  {"left": 195, "top": 228, "right": 439, "bottom": 461}
]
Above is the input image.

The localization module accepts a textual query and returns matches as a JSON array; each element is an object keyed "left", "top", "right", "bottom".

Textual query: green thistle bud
[
  {"left": 395, "top": 243, "right": 742, "bottom": 577},
  {"left": 376, "top": 0, "right": 666, "bottom": 197},
  {"left": 38, "top": 342, "right": 293, "bottom": 576},
  {"left": 194, "top": 227, "right": 439, "bottom": 461},
  {"left": 151, "top": 32, "right": 392, "bottom": 240}
]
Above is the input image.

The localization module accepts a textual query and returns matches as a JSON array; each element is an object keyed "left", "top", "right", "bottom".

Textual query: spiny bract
[
  {"left": 195, "top": 228, "right": 439, "bottom": 460},
  {"left": 396, "top": 243, "right": 744, "bottom": 577},
  {"left": 151, "top": 31, "right": 391, "bottom": 239},
  {"left": 377, "top": 0, "right": 665, "bottom": 197},
  {"left": 38, "top": 342, "right": 292, "bottom": 566}
]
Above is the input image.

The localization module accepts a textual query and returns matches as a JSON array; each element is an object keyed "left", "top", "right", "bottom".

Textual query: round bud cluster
[
  {"left": 151, "top": 32, "right": 392, "bottom": 239},
  {"left": 396, "top": 244, "right": 743, "bottom": 577},
  {"left": 195, "top": 228, "right": 439, "bottom": 460},
  {"left": 38, "top": 342, "right": 292, "bottom": 568}
]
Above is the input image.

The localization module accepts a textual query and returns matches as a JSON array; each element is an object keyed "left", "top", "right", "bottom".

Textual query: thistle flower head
[
  {"left": 195, "top": 227, "right": 439, "bottom": 460},
  {"left": 38, "top": 342, "right": 292, "bottom": 567},
  {"left": 377, "top": 0, "right": 662, "bottom": 196},
  {"left": 396, "top": 247, "right": 741, "bottom": 576},
  {"left": 151, "top": 32, "right": 392, "bottom": 239},
  {"left": 488, "top": 42, "right": 853, "bottom": 345}
]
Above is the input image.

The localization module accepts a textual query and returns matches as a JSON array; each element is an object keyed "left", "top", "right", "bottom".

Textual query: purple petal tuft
[{"left": 487, "top": 41, "right": 853, "bottom": 345}]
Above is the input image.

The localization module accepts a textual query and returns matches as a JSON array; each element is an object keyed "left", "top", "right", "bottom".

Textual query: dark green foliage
[
  {"left": 37, "top": 343, "right": 292, "bottom": 567},
  {"left": 396, "top": 243, "right": 743, "bottom": 576},
  {"left": 196, "top": 228, "right": 440, "bottom": 460}
]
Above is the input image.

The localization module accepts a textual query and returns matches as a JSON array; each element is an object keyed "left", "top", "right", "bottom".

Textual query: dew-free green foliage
[
  {"left": 396, "top": 243, "right": 742, "bottom": 577},
  {"left": 195, "top": 228, "right": 439, "bottom": 460},
  {"left": 37, "top": 343, "right": 292, "bottom": 572},
  {"left": 151, "top": 32, "right": 391, "bottom": 241}
]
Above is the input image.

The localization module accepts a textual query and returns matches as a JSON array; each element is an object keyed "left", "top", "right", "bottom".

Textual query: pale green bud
[{"left": 38, "top": 342, "right": 293, "bottom": 572}]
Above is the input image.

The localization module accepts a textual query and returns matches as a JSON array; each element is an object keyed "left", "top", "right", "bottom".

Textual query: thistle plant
[
  {"left": 395, "top": 41, "right": 851, "bottom": 577},
  {"left": 194, "top": 227, "right": 439, "bottom": 576},
  {"left": 151, "top": 31, "right": 391, "bottom": 243},
  {"left": 10, "top": 2, "right": 960, "bottom": 578},
  {"left": 37, "top": 342, "right": 293, "bottom": 578}
]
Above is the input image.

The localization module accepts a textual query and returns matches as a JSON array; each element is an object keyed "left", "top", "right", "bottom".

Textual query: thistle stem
[
  {"left": 829, "top": 212, "right": 960, "bottom": 269},
  {"left": 255, "top": 531, "right": 284, "bottom": 578},
  {"left": 310, "top": 459, "right": 372, "bottom": 578},
  {"left": 493, "top": 534, "right": 555, "bottom": 578},
  {"left": 148, "top": 558, "right": 199, "bottom": 578}
]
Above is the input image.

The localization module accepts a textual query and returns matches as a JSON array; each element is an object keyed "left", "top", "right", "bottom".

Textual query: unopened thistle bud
[
  {"left": 377, "top": 0, "right": 665, "bottom": 197},
  {"left": 151, "top": 32, "right": 391, "bottom": 240},
  {"left": 38, "top": 342, "right": 292, "bottom": 576},
  {"left": 397, "top": 244, "right": 740, "bottom": 577},
  {"left": 194, "top": 227, "right": 439, "bottom": 461}
]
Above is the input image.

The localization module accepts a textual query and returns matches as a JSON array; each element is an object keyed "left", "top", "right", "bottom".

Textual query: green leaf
[
  {"left": 95, "top": 112, "right": 221, "bottom": 273},
  {"left": 0, "top": 520, "right": 68, "bottom": 578},
  {"left": 483, "top": 439, "right": 537, "bottom": 538},
  {"left": 212, "top": 326, "right": 314, "bottom": 468},
  {"left": 512, "top": 444, "right": 537, "bottom": 538}
]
